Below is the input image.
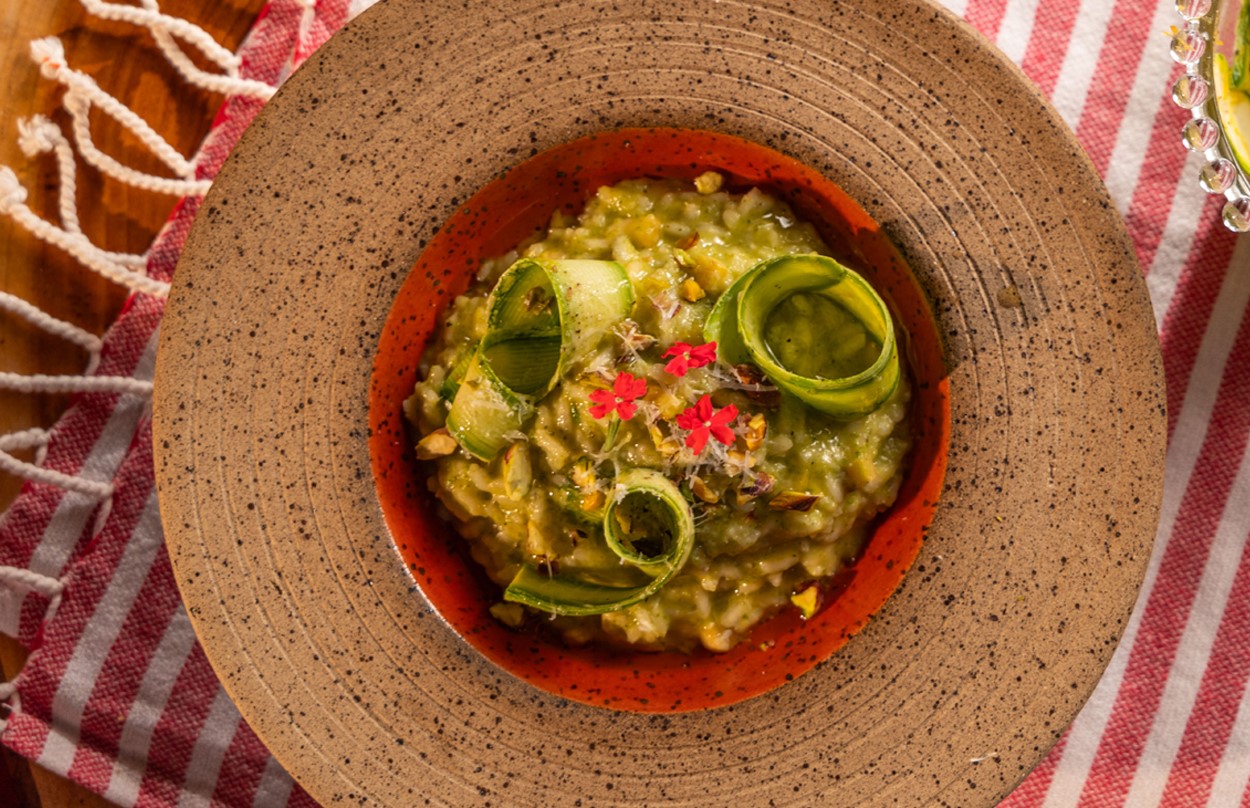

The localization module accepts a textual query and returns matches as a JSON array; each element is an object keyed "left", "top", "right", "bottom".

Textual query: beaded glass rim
[{"left": 1173, "top": 0, "right": 1250, "bottom": 231}]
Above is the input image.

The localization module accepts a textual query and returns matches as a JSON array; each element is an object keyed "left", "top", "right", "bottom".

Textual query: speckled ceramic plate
[{"left": 153, "top": 0, "right": 1165, "bottom": 805}]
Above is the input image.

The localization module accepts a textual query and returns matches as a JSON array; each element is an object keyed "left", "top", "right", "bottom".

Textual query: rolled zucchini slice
[
  {"left": 704, "top": 254, "right": 899, "bottom": 418},
  {"left": 504, "top": 468, "right": 695, "bottom": 616},
  {"left": 446, "top": 258, "right": 634, "bottom": 459}
]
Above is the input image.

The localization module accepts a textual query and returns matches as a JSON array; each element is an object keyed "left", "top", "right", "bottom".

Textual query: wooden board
[{"left": 0, "top": 0, "right": 265, "bottom": 804}]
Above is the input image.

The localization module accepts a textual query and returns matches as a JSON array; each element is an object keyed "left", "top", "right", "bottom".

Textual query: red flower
[
  {"left": 675, "top": 395, "right": 738, "bottom": 453},
  {"left": 589, "top": 372, "right": 648, "bottom": 420},
  {"left": 662, "top": 341, "right": 717, "bottom": 377}
]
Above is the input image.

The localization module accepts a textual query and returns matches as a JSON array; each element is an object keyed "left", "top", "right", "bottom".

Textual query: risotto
[{"left": 405, "top": 174, "right": 911, "bottom": 653}]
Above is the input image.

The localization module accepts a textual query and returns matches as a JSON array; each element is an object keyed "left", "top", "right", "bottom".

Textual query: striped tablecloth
[{"left": 0, "top": 0, "right": 1245, "bottom": 805}]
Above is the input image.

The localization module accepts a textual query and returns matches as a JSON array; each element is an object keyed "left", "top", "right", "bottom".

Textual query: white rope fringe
[
  {"left": 0, "top": 167, "right": 171, "bottom": 298},
  {"left": 0, "top": 444, "right": 115, "bottom": 497},
  {"left": 17, "top": 115, "right": 80, "bottom": 234},
  {"left": 0, "top": 292, "right": 103, "bottom": 359},
  {"left": 0, "top": 428, "right": 49, "bottom": 456},
  {"left": 0, "top": 373, "right": 153, "bottom": 397},
  {"left": 133, "top": 0, "right": 278, "bottom": 100},
  {"left": 0, "top": 565, "right": 65, "bottom": 601},
  {"left": 63, "top": 92, "right": 214, "bottom": 197},
  {"left": 82, "top": 0, "right": 242, "bottom": 71},
  {"left": 0, "top": 566, "right": 69, "bottom": 704},
  {"left": 14, "top": 116, "right": 153, "bottom": 271},
  {"left": 0, "top": 0, "right": 280, "bottom": 499},
  {"left": 31, "top": 37, "right": 197, "bottom": 178}
]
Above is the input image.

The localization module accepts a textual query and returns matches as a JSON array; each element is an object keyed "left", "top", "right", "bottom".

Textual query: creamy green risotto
[{"left": 405, "top": 174, "right": 911, "bottom": 652}]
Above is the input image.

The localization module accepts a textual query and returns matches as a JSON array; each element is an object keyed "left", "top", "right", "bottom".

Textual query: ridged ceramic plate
[{"left": 153, "top": 0, "right": 1165, "bottom": 805}]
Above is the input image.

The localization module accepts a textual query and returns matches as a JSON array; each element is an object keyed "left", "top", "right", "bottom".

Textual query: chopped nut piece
[
  {"left": 501, "top": 444, "right": 532, "bottom": 499},
  {"left": 628, "top": 214, "right": 662, "bottom": 248},
  {"left": 489, "top": 602, "right": 526, "bottom": 628},
  {"left": 613, "top": 506, "right": 632, "bottom": 535},
  {"left": 679, "top": 277, "right": 706, "bottom": 302},
  {"left": 691, "top": 475, "right": 720, "bottom": 504},
  {"left": 676, "top": 231, "right": 700, "bottom": 250},
  {"left": 648, "top": 424, "right": 681, "bottom": 458},
  {"left": 734, "top": 472, "right": 775, "bottom": 505},
  {"left": 731, "top": 364, "right": 781, "bottom": 406},
  {"left": 415, "top": 428, "right": 457, "bottom": 459},
  {"left": 694, "top": 170, "right": 724, "bottom": 195},
  {"left": 523, "top": 285, "right": 552, "bottom": 313},
  {"left": 524, "top": 522, "right": 550, "bottom": 557},
  {"left": 790, "top": 585, "right": 821, "bottom": 619},
  {"left": 745, "top": 412, "right": 767, "bottom": 450},
  {"left": 732, "top": 363, "right": 771, "bottom": 387},
  {"left": 582, "top": 489, "right": 606, "bottom": 513},
  {"left": 768, "top": 491, "right": 822, "bottom": 512},
  {"left": 654, "top": 389, "right": 686, "bottom": 419},
  {"left": 582, "top": 368, "right": 615, "bottom": 388},
  {"left": 571, "top": 458, "right": 596, "bottom": 490},
  {"left": 688, "top": 252, "right": 729, "bottom": 293},
  {"left": 725, "top": 449, "right": 757, "bottom": 471}
]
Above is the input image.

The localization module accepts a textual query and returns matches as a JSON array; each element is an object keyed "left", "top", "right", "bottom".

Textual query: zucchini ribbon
[
  {"left": 704, "top": 254, "right": 899, "bottom": 418},
  {"left": 504, "top": 469, "right": 695, "bottom": 616},
  {"left": 446, "top": 258, "right": 634, "bottom": 459}
]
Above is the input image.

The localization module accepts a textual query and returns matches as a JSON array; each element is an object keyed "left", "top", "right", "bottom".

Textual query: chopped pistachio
[
  {"left": 676, "top": 231, "right": 700, "bottom": 250},
  {"left": 694, "top": 170, "right": 724, "bottom": 195},
  {"left": 654, "top": 389, "right": 686, "bottom": 419},
  {"left": 582, "top": 368, "right": 615, "bottom": 389},
  {"left": 571, "top": 458, "right": 597, "bottom": 490},
  {"left": 501, "top": 444, "right": 532, "bottom": 499},
  {"left": 582, "top": 489, "right": 606, "bottom": 513},
  {"left": 726, "top": 451, "right": 757, "bottom": 473},
  {"left": 688, "top": 251, "right": 729, "bottom": 293},
  {"left": 790, "top": 585, "right": 820, "bottom": 619},
  {"left": 524, "top": 521, "right": 550, "bottom": 557},
  {"left": 523, "top": 285, "right": 552, "bottom": 313},
  {"left": 691, "top": 475, "right": 720, "bottom": 504},
  {"left": 768, "top": 491, "right": 822, "bottom": 512},
  {"left": 489, "top": 602, "right": 526, "bottom": 628},
  {"left": 613, "top": 505, "right": 632, "bottom": 535},
  {"left": 648, "top": 424, "right": 681, "bottom": 458},
  {"left": 679, "top": 277, "right": 706, "bottom": 303},
  {"left": 415, "top": 428, "right": 457, "bottom": 459},
  {"left": 734, "top": 472, "right": 775, "bottom": 505},
  {"left": 628, "top": 214, "right": 662, "bottom": 248},
  {"left": 732, "top": 363, "right": 771, "bottom": 387},
  {"left": 744, "top": 412, "right": 767, "bottom": 451}
]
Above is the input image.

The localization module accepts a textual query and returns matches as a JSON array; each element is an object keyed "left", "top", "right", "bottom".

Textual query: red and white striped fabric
[
  {"left": 0, "top": 1, "right": 354, "bottom": 805},
  {"left": 0, "top": 0, "right": 1245, "bottom": 805}
]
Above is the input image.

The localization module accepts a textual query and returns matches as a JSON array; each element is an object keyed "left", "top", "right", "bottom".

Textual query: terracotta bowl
[{"left": 153, "top": 0, "right": 1165, "bottom": 805}]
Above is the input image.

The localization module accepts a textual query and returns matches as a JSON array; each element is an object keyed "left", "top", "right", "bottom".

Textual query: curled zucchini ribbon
[
  {"left": 504, "top": 469, "right": 695, "bottom": 616},
  {"left": 446, "top": 258, "right": 634, "bottom": 459},
  {"left": 704, "top": 254, "right": 899, "bottom": 418}
]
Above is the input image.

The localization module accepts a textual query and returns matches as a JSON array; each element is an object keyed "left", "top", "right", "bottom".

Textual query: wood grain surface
[{"left": 0, "top": 0, "right": 265, "bottom": 804}]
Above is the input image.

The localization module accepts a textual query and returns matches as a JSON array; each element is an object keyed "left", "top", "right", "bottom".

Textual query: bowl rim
[{"left": 366, "top": 125, "right": 954, "bottom": 713}]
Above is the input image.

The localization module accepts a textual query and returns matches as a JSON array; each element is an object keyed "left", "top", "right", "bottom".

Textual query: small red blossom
[
  {"left": 675, "top": 395, "right": 739, "bottom": 454},
  {"left": 662, "top": 341, "right": 717, "bottom": 377},
  {"left": 589, "top": 372, "right": 648, "bottom": 420}
]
